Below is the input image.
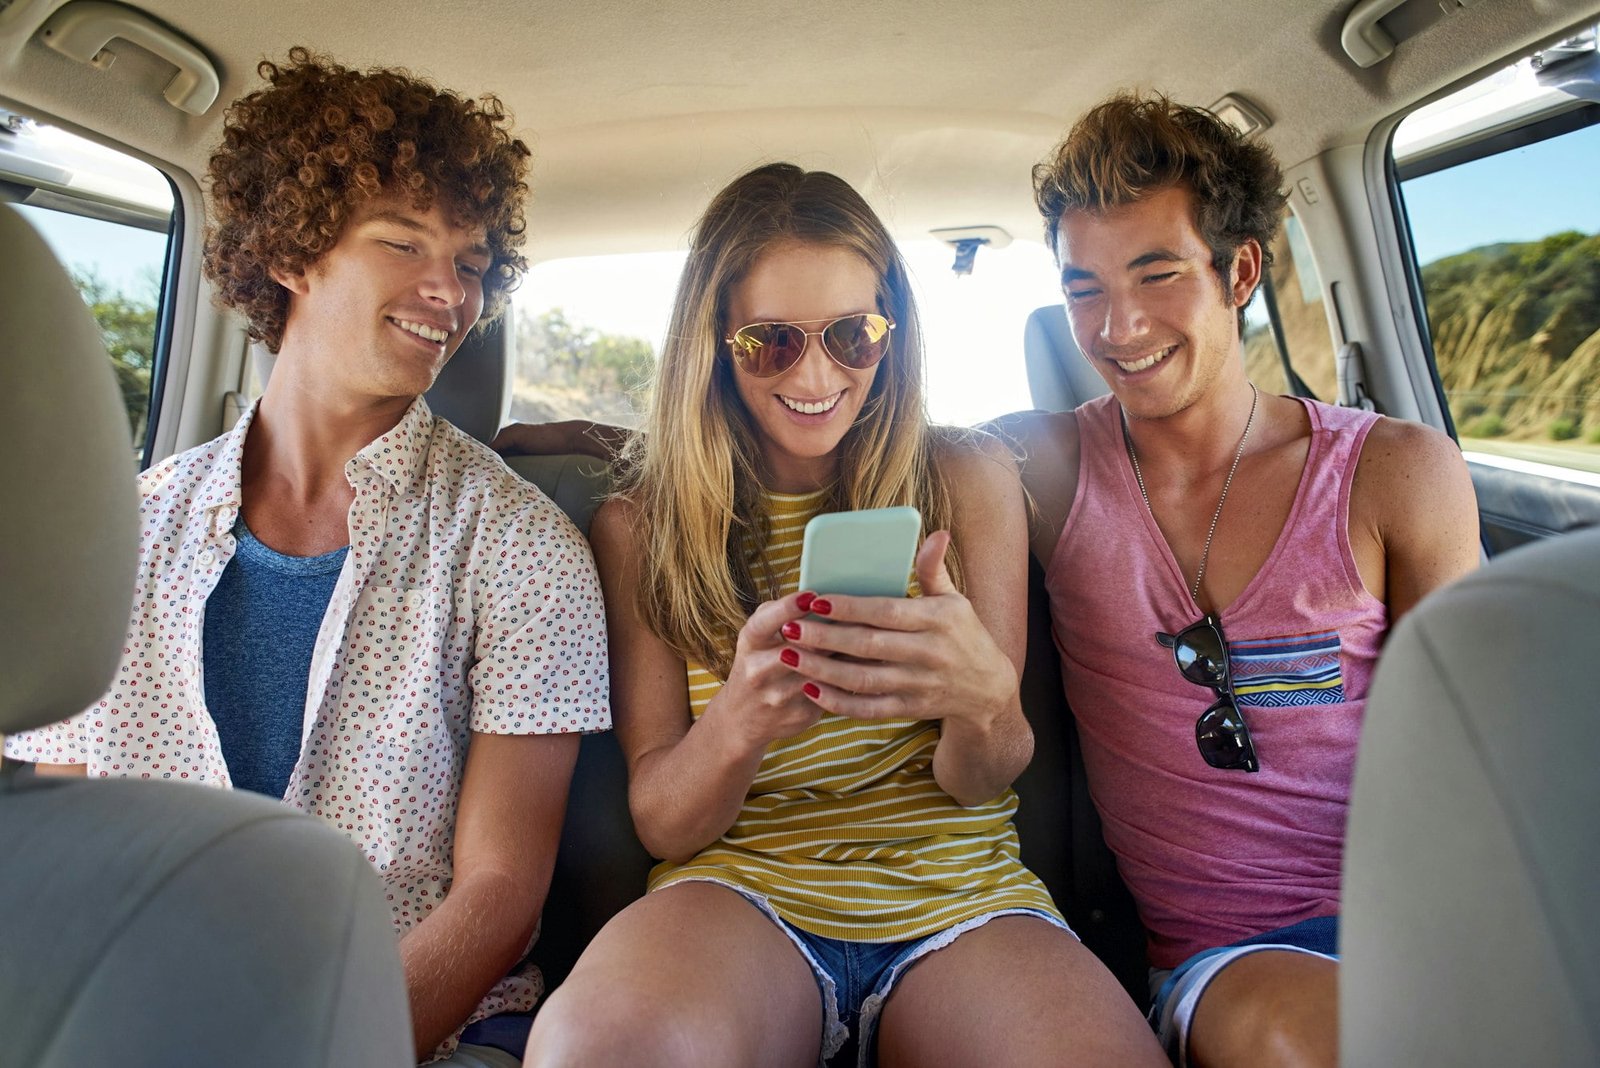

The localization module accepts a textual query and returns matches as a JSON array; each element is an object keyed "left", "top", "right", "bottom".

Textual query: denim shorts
[
  {"left": 1148, "top": 914, "right": 1339, "bottom": 1067},
  {"left": 710, "top": 879, "right": 1072, "bottom": 1067}
]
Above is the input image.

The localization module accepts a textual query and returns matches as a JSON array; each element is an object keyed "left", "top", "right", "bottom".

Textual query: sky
[{"left": 1399, "top": 121, "right": 1600, "bottom": 265}]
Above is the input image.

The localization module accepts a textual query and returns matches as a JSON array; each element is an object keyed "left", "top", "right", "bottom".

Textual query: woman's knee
[{"left": 524, "top": 979, "right": 709, "bottom": 1068}]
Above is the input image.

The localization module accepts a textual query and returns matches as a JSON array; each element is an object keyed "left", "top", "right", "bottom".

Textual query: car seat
[
  {"left": 0, "top": 204, "right": 411, "bottom": 1068},
  {"left": 1342, "top": 528, "right": 1600, "bottom": 1066},
  {"left": 1022, "top": 302, "right": 1107, "bottom": 413}
]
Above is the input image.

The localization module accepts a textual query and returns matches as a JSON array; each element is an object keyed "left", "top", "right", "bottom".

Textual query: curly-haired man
[
  {"left": 5, "top": 49, "right": 609, "bottom": 1066},
  {"left": 1005, "top": 93, "right": 1479, "bottom": 1066}
]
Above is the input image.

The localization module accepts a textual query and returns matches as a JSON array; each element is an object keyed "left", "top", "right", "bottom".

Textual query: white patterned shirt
[{"left": 5, "top": 397, "right": 610, "bottom": 1057}]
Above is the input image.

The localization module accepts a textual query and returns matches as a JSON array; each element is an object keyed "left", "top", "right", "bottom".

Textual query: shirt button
[{"left": 198, "top": 549, "right": 216, "bottom": 567}]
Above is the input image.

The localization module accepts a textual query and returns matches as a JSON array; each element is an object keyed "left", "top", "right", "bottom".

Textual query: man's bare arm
[
  {"left": 491, "top": 420, "right": 631, "bottom": 461},
  {"left": 32, "top": 762, "right": 87, "bottom": 777},
  {"left": 1352, "top": 418, "right": 1481, "bottom": 623},
  {"left": 398, "top": 729, "right": 579, "bottom": 1058}
]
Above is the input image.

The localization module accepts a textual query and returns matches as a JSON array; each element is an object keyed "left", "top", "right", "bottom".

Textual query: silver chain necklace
[{"left": 1123, "top": 384, "right": 1259, "bottom": 605}]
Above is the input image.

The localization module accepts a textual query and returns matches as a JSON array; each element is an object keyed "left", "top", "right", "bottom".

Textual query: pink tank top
[{"left": 1045, "top": 394, "right": 1385, "bottom": 968}]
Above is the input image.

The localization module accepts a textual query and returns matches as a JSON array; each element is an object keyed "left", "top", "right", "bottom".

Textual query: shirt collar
[
  {"left": 194, "top": 396, "right": 437, "bottom": 515},
  {"left": 345, "top": 395, "right": 436, "bottom": 497},
  {"left": 194, "top": 400, "right": 256, "bottom": 517}
]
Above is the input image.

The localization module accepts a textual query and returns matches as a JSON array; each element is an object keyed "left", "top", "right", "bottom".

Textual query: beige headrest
[{"left": 0, "top": 205, "right": 140, "bottom": 734}]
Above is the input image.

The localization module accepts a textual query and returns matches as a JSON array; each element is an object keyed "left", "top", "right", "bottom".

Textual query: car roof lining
[{"left": 0, "top": 0, "right": 1594, "bottom": 260}]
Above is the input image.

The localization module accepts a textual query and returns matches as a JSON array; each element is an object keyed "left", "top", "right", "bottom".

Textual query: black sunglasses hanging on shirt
[{"left": 1156, "top": 613, "right": 1261, "bottom": 773}]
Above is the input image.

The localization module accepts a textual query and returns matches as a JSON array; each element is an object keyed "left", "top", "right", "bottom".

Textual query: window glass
[
  {"left": 1393, "top": 48, "right": 1600, "bottom": 475},
  {"left": 6, "top": 115, "right": 174, "bottom": 458},
  {"left": 510, "top": 239, "right": 1061, "bottom": 429},
  {"left": 1242, "top": 210, "right": 1336, "bottom": 400}
]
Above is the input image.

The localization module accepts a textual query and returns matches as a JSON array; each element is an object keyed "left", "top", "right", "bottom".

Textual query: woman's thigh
[
  {"left": 524, "top": 881, "right": 822, "bottom": 1068},
  {"left": 875, "top": 915, "right": 1166, "bottom": 1068}
]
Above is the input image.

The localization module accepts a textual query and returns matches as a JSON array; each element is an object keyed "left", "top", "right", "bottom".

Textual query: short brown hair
[
  {"left": 203, "top": 47, "right": 531, "bottom": 352},
  {"left": 1033, "top": 92, "right": 1286, "bottom": 323}
]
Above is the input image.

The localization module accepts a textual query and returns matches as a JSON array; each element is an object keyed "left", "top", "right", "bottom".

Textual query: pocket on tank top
[{"left": 1229, "top": 630, "right": 1346, "bottom": 708}]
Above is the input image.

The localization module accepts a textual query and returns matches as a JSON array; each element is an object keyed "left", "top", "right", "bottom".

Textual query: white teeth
[
  {"left": 394, "top": 318, "right": 449, "bottom": 343},
  {"left": 1115, "top": 346, "right": 1174, "bottom": 373},
  {"left": 781, "top": 392, "right": 842, "bottom": 415}
]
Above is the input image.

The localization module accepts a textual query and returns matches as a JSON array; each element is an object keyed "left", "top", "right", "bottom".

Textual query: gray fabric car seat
[
  {"left": 1023, "top": 303, "right": 1107, "bottom": 412},
  {"left": 1341, "top": 528, "right": 1600, "bottom": 1067},
  {"left": 0, "top": 204, "right": 411, "bottom": 1068}
]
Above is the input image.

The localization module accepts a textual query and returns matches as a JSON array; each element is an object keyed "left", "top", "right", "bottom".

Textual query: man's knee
[{"left": 1191, "top": 954, "right": 1336, "bottom": 1068}]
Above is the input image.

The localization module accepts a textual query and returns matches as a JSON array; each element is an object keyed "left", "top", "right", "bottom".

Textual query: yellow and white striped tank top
[{"left": 648, "top": 488, "right": 1061, "bottom": 941}]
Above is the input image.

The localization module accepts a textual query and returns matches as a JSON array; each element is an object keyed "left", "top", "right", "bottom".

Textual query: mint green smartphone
[{"left": 797, "top": 506, "right": 922, "bottom": 600}]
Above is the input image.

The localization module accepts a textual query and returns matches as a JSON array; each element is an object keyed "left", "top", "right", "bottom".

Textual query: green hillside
[{"left": 1422, "top": 230, "right": 1600, "bottom": 442}]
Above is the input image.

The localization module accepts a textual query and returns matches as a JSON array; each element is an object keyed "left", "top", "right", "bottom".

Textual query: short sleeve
[
  {"left": 468, "top": 498, "right": 610, "bottom": 736},
  {"left": 4, "top": 709, "right": 91, "bottom": 765}
]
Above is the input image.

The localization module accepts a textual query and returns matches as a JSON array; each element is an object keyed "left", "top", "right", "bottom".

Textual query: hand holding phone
[{"left": 797, "top": 506, "right": 921, "bottom": 601}]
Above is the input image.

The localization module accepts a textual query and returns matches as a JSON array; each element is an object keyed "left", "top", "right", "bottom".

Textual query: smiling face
[
  {"left": 724, "top": 240, "right": 884, "bottom": 490},
  {"left": 273, "top": 195, "right": 491, "bottom": 403},
  {"left": 1055, "top": 184, "right": 1260, "bottom": 422}
]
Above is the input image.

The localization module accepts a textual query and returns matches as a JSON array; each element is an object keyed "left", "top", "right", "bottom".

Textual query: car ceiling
[{"left": 0, "top": 0, "right": 1594, "bottom": 261}]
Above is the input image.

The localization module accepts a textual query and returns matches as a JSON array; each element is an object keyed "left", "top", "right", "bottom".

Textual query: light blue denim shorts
[
  {"left": 706, "top": 879, "right": 1072, "bottom": 1067},
  {"left": 1148, "top": 914, "right": 1339, "bottom": 1067}
]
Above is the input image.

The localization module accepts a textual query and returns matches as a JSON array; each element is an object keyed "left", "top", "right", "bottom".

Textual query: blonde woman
[{"left": 523, "top": 164, "right": 1160, "bottom": 1068}]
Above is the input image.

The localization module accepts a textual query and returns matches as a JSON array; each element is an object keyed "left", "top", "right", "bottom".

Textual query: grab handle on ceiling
[
  {"left": 38, "top": 1, "right": 218, "bottom": 115},
  {"left": 1341, "top": 0, "right": 1484, "bottom": 69}
]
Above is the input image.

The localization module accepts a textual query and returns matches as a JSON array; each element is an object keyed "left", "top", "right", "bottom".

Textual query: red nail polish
[
  {"left": 796, "top": 592, "right": 816, "bottom": 612},
  {"left": 803, "top": 682, "right": 821, "bottom": 700},
  {"left": 811, "top": 598, "right": 832, "bottom": 616},
  {"left": 780, "top": 648, "right": 800, "bottom": 667},
  {"left": 781, "top": 621, "right": 802, "bottom": 640}
]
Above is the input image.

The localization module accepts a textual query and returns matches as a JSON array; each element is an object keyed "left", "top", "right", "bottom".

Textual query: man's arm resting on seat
[
  {"left": 399, "top": 729, "right": 579, "bottom": 1059},
  {"left": 490, "top": 420, "right": 631, "bottom": 461}
]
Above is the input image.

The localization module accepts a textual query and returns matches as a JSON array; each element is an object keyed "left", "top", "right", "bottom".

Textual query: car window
[
  {"left": 511, "top": 239, "right": 1059, "bottom": 430},
  {"left": 5, "top": 115, "right": 176, "bottom": 464},
  {"left": 1392, "top": 44, "right": 1600, "bottom": 477},
  {"left": 1242, "top": 209, "right": 1337, "bottom": 401}
]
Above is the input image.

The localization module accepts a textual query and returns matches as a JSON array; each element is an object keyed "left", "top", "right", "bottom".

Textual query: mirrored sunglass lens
[
  {"left": 1174, "top": 626, "right": 1228, "bottom": 686},
  {"left": 733, "top": 324, "right": 802, "bottom": 376},
  {"left": 824, "top": 314, "right": 891, "bottom": 369},
  {"left": 1196, "top": 700, "right": 1256, "bottom": 770}
]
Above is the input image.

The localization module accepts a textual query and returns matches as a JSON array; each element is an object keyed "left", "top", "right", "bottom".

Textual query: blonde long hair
[{"left": 615, "top": 163, "right": 960, "bottom": 678}]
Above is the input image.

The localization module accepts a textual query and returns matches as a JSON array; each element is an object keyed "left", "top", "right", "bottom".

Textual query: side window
[
  {"left": 1392, "top": 41, "right": 1600, "bottom": 475},
  {"left": 3, "top": 113, "right": 176, "bottom": 463},
  {"left": 1243, "top": 208, "right": 1337, "bottom": 400}
]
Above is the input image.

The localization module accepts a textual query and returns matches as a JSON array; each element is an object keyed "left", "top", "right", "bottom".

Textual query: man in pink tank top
[{"left": 998, "top": 94, "right": 1481, "bottom": 1067}]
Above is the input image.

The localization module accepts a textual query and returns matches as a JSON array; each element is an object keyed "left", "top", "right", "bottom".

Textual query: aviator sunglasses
[
  {"left": 1156, "top": 613, "right": 1261, "bottom": 773},
  {"left": 725, "top": 313, "right": 895, "bottom": 378}
]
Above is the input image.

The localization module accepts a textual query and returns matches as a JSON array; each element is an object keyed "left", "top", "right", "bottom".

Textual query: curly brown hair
[
  {"left": 1032, "top": 92, "right": 1286, "bottom": 329},
  {"left": 203, "top": 47, "right": 531, "bottom": 352}
]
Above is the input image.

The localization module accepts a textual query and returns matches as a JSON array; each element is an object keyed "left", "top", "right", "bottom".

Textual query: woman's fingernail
[
  {"left": 796, "top": 592, "right": 816, "bottom": 612},
  {"left": 803, "top": 682, "right": 821, "bottom": 700},
  {"left": 780, "top": 648, "right": 800, "bottom": 667},
  {"left": 781, "top": 621, "right": 802, "bottom": 641},
  {"left": 811, "top": 599, "right": 832, "bottom": 616}
]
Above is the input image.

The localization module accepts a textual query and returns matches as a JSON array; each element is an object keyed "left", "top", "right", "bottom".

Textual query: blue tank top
[{"left": 202, "top": 520, "right": 349, "bottom": 798}]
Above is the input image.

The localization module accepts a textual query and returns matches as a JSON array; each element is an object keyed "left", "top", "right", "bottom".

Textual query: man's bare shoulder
[
  {"left": 984, "top": 409, "right": 1084, "bottom": 564},
  {"left": 1354, "top": 416, "right": 1473, "bottom": 509}
]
